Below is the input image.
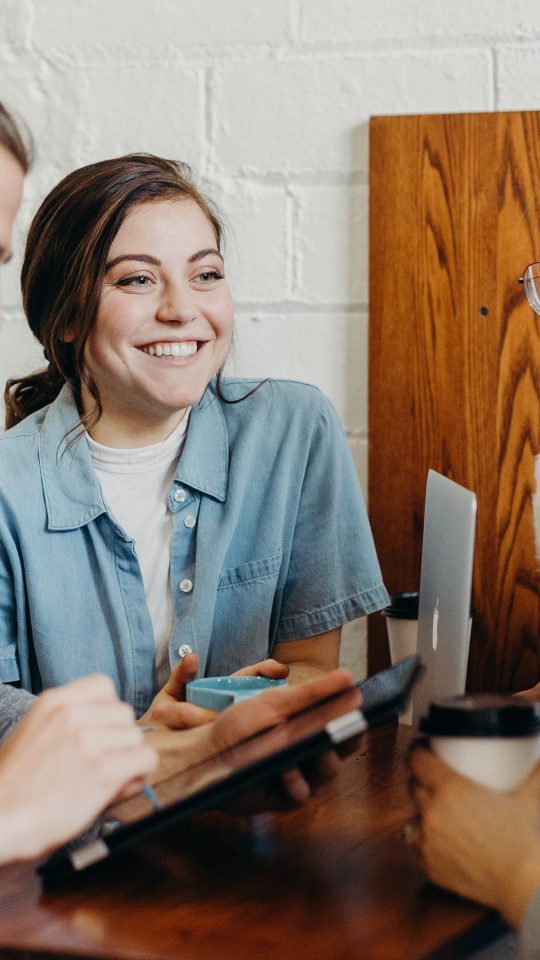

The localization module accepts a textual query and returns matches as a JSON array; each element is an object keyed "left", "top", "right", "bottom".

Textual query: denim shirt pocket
[
  {"left": 217, "top": 550, "right": 282, "bottom": 590},
  {"left": 207, "top": 549, "right": 283, "bottom": 674}
]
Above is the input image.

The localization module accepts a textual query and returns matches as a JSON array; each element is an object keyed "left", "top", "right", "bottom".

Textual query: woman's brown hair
[{"left": 5, "top": 153, "right": 223, "bottom": 430}]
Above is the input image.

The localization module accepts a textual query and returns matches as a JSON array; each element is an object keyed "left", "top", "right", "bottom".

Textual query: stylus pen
[{"left": 142, "top": 784, "right": 162, "bottom": 812}]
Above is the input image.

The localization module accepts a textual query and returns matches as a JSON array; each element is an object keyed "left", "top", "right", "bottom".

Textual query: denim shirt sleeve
[{"left": 275, "top": 393, "right": 388, "bottom": 642}]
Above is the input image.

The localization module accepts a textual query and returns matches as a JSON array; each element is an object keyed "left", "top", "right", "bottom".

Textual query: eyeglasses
[{"left": 519, "top": 262, "right": 540, "bottom": 315}]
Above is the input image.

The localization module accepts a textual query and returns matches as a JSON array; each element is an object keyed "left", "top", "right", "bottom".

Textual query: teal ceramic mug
[{"left": 187, "top": 675, "right": 289, "bottom": 711}]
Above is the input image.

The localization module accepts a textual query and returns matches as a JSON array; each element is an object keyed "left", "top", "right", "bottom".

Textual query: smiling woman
[
  {"left": 73, "top": 199, "right": 234, "bottom": 447},
  {"left": 0, "top": 153, "right": 388, "bottom": 729}
]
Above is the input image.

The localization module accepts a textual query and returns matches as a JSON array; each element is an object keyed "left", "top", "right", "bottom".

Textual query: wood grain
[
  {"left": 0, "top": 727, "right": 504, "bottom": 960},
  {"left": 369, "top": 111, "right": 540, "bottom": 690}
]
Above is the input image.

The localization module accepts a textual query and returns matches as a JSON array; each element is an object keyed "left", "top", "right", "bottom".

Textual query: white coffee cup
[
  {"left": 383, "top": 593, "right": 473, "bottom": 726},
  {"left": 382, "top": 593, "right": 419, "bottom": 724},
  {"left": 419, "top": 694, "right": 540, "bottom": 791}
]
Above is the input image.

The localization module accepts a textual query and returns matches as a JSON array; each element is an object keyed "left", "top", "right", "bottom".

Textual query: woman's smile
[{"left": 139, "top": 339, "right": 201, "bottom": 358}]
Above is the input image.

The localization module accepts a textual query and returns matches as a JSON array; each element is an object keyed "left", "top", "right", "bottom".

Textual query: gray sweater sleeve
[
  {"left": 0, "top": 684, "right": 34, "bottom": 742},
  {"left": 521, "top": 885, "right": 540, "bottom": 960}
]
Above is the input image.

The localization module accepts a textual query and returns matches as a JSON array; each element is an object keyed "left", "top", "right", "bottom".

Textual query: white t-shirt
[{"left": 87, "top": 414, "right": 190, "bottom": 687}]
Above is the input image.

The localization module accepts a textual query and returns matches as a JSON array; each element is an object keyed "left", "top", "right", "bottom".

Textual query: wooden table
[{"left": 0, "top": 724, "right": 506, "bottom": 960}]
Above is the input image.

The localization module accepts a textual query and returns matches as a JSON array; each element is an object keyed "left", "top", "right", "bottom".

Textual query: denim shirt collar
[
  {"left": 39, "top": 382, "right": 229, "bottom": 531},
  {"left": 173, "top": 385, "right": 229, "bottom": 502}
]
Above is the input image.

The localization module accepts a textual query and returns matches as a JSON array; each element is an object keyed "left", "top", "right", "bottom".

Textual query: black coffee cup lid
[
  {"left": 382, "top": 591, "right": 419, "bottom": 620},
  {"left": 419, "top": 694, "right": 540, "bottom": 738}
]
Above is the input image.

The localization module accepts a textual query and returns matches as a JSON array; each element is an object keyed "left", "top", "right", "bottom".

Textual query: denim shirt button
[
  {"left": 178, "top": 644, "right": 193, "bottom": 659},
  {"left": 174, "top": 488, "right": 188, "bottom": 503},
  {"left": 184, "top": 514, "right": 196, "bottom": 529},
  {"left": 179, "top": 578, "right": 193, "bottom": 593}
]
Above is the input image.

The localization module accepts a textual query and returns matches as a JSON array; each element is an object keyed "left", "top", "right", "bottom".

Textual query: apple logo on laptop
[{"left": 432, "top": 598, "right": 440, "bottom": 651}]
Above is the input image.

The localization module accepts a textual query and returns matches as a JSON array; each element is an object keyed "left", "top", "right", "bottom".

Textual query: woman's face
[{"left": 79, "top": 198, "right": 233, "bottom": 445}]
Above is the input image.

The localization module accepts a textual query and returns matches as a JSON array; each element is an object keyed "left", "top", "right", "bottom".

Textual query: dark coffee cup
[{"left": 420, "top": 694, "right": 540, "bottom": 790}]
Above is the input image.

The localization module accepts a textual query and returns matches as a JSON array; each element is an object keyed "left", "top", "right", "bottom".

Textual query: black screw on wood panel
[{"left": 479, "top": 306, "right": 489, "bottom": 316}]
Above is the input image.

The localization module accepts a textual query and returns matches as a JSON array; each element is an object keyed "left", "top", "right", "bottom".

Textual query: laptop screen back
[{"left": 412, "top": 470, "right": 477, "bottom": 726}]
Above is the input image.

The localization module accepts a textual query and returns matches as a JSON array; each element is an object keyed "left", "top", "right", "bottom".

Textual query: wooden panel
[{"left": 369, "top": 111, "right": 540, "bottom": 691}]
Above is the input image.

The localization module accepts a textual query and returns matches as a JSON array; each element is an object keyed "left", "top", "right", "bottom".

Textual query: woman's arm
[
  {"left": 272, "top": 628, "right": 342, "bottom": 684},
  {"left": 272, "top": 392, "right": 386, "bottom": 678}
]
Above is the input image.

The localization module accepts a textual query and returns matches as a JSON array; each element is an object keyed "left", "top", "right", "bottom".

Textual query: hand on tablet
[
  {"left": 0, "top": 675, "right": 157, "bottom": 864},
  {"left": 208, "top": 668, "right": 360, "bottom": 810},
  {"left": 140, "top": 654, "right": 289, "bottom": 731},
  {"left": 139, "top": 669, "right": 359, "bottom": 813}
]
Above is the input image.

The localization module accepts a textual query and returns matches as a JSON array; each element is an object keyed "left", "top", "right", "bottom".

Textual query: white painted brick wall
[
  {"left": 291, "top": 185, "right": 367, "bottom": 303},
  {"left": 210, "top": 182, "right": 289, "bottom": 302},
  {"left": 497, "top": 46, "right": 540, "bottom": 108},
  {"left": 31, "top": 0, "right": 292, "bottom": 49},
  {"left": 1, "top": 0, "right": 540, "bottom": 679},
  {"left": 213, "top": 52, "right": 491, "bottom": 175},
  {"left": 229, "top": 312, "right": 368, "bottom": 437},
  {"left": 300, "top": 0, "right": 540, "bottom": 43}
]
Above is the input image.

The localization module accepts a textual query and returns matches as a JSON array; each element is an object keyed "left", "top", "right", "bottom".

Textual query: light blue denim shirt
[{"left": 0, "top": 378, "right": 388, "bottom": 716}]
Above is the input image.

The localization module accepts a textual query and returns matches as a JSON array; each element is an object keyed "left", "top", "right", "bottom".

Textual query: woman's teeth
[{"left": 141, "top": 341, "right": 198, "bottom": 358}]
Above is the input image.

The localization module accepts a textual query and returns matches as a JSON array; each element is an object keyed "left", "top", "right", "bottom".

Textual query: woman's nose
[{"left": 155, "top": 283, "right": 196, "bottom": 324}]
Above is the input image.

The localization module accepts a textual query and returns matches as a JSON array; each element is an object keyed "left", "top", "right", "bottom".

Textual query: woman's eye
[
  {"left": 116, "top": 274, "right": 153, "bottom": 288},
  {"left": 196, "top": 270, "right": 224, "bottom": 283}
]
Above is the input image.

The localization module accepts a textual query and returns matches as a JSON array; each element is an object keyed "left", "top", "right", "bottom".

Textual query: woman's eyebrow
[
  {"left": 105, "top": 249, "right": 223, "bottom": 271},
  {"left": 105, "top": 253, "right": 161, "bottom": 271},
  {"left": 187, "top": 248, "right": 224, "bottom": 264}
]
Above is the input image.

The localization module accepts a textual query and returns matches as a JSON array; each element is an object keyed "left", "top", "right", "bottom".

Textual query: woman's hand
[
  {"left": 231, "top": 659, "right": 289, "bottom": 680},
  {"left": 139, "top": 654, "right": 217, "bottom": 730},
  {"left": 515, "top": 682, "right": 540, "bottom": 702},
  {"left": 206, "top": 667, "right": 359, "bottom": 809},
  {"left": 130, "top": 668, "right": 359, "bottom": 815},
  {"left": 408, "top": 745, "right": 540, "bottom": 929},
  {"left": 139, "top": 654, "right": 289, "bottom": 730},
  {"left": 0, "top": 674, "right": 157, "bottom": 864}
]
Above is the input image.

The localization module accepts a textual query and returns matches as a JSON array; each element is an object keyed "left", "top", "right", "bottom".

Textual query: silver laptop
[{"left": 412, "top": 470, "right": 477, "bottom": 726}]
